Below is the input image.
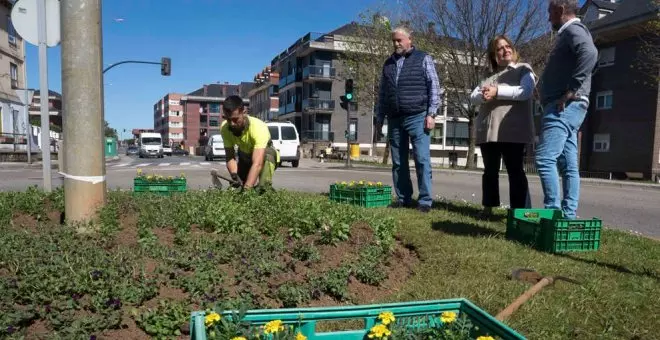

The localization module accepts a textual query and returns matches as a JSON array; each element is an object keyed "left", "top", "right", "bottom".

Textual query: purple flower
[
  {"left": 241, "top": 257, "right": 248, "bottom": 264},
  {"left": 7, "top": 325, "right": 15, "bottom": 334},
  {"left": 90, "top": 335, "right": 97, "bottom": 340},
  {"left": 71, "top": 293, "right": 82, "bottom": 301},
  {"left": 44, "top": 305, "right": 51, "bottom": 313},
  {"left": 206, "top": 252, "right": 214, "bottom": 259},
  {"left": 90, "top": 270, "right": 102, "bottom": 280},
  {"left": 105, "top": 298, "right": 122, "bottom": 310}
]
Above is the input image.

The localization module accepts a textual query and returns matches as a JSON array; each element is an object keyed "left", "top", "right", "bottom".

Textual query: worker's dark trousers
[{"left": 237, "top": 146, "right": 278, "bottom": 188}]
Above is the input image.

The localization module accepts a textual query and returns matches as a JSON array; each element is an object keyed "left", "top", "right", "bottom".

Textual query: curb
[{"left": 320, "top": 164, "right": 660, "bottom": 191}]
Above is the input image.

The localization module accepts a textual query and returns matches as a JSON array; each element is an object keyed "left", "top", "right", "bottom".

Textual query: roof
[
  {"left": 588, "top": 0, "right": 659, "bottom": 32},
  {"left": 30, "top": 90, "right": 62, "bottom": 98},
  {"left": 187, "top": 82, "right": 255, "bottom": 98}
]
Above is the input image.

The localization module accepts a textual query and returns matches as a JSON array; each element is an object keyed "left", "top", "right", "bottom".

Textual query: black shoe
[{"left": 417, "top": 205, "right": 431, "bottom": 213}]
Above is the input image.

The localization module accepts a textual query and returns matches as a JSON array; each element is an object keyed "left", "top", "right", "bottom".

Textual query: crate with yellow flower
[
  {"left": 329, "top": 180, "right": 392, "bottom": 208},
  {"left": 133, "top": 168, "right": 187, "bottom": 195},
  {"left": 190, "top": 298, "right": 524, "bottom": 339}
]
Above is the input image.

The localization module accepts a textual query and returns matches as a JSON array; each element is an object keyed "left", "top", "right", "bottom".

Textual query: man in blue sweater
[
  {"left": 536, "top": 0, "right": 598, "bottom": 219},
  {"left": 375, "top": 25, "right": 443, "bottom": 213}
]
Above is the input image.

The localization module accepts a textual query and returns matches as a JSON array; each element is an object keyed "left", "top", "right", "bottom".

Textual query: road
[{"left": 1, "top": 155, "right": 659, "bottom": 238}]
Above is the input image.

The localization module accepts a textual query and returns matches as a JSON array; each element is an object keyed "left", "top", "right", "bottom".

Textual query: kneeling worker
[{"left": 220, "top": 95, "right": 278, "bottom": 190}]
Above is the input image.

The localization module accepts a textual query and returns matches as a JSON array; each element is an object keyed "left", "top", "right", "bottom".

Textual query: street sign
[{"left": 11, "top": 0, "right": 61, "bottom": 47}]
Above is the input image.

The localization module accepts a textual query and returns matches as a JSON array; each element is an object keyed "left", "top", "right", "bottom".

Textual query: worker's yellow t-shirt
[{"left": 220, "top": 116, "right": 271, "bottom": 156}]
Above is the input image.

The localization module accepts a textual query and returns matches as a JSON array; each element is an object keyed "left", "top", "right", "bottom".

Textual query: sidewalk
[
  {"left": 0, "top": 156, "right": 121, "bottom": 170},
  {"left": 313, "top": 159, "right": 660, "bottom": 191}
]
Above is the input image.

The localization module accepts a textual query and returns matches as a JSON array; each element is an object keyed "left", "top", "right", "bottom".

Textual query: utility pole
[{"left": 60, "top": 0, "right": 106, "bottom": 223}]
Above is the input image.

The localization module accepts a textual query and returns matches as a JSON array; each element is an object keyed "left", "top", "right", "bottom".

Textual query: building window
[
  {"left": 208, "top": 103, "right": 220, "bottom": 113},
  {"left": 598, "top": 47, "right": 615, "bottom": 67},
  {"left": 7, "top": 16, "right": 16, "bottom": 45},
  {"left": 446, "top": 120, "right": 469, "bottom": 147},
  {"left": 593, "top": 133, "right": 610, "bottom": 152},
  {"left": 10, "top": 63, "right": 18, "bottom": 89},
  {"left": 200, "top": 115, "right": 207, "bottom": 125},
  {"left": 596, "top": 91, "right": 613, "bottom": 110},
  {"left": 209, "top": 116, "right": 219, "bottom": 127}
]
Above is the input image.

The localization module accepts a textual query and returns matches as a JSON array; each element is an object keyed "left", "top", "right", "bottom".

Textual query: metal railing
[
  {"left": 301, "top": 130, "right": 334, "bottom": 142},
  {"left": 302, "top": 98, "right": 335, "bottom": 111},
  {"left": 302, "top": 65, "right": 336, "bottom": 80}
]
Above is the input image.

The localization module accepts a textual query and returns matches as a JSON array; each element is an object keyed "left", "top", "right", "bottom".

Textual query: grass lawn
[{"left": 0, "top": 186, "right": 658, "bottom": 339}]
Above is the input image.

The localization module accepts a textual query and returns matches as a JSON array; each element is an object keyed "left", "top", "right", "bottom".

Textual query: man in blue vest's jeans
[
  {"left": 375, "top": 25, "right": 443, "bottom": 213},
  {"left": 536, "top": 0, "right": 598, "bottom": 219}
]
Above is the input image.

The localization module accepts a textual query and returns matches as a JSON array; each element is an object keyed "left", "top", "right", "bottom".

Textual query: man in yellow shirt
[{"left": 219, "top": 95, "right": 278, "bottom": 190}]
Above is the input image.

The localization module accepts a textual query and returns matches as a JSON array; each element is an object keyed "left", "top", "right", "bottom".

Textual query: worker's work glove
[{"left": 229, "top": 173, "right": 242, "bottom": 188}]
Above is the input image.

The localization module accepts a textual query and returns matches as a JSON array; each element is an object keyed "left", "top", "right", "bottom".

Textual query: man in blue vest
[{"left": 376, "top": 25, "right": 443, "bottom": 213}]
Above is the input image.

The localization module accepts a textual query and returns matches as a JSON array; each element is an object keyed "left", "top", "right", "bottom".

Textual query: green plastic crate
[
  {"left": 189, "top": 298, "right": 526, "bottom": 340},
  {"left": 328, "top": 184, "right": 392, "bottom": 208},
  {"left": 133, "top": 177, "right": 187, "bottom": 196},
  {"left": 506, "top": 209, "right": 602, "bottom": 253}
]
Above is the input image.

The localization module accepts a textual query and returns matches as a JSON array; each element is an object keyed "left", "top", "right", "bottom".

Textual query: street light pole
[{"left": 60, "top": 0, "right": 106, "bottom": 223}]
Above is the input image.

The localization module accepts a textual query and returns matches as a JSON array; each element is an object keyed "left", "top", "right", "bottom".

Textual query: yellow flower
[
  {"left": 440, "top": 311, "right": 457, "bottom": 323},
  {"left": 263, "top": 320, "right": 285, "bottom": 334},
  {"left": 341, "top": 181, "right": 347, "bottom": 185},
  {"left": 204, "top": 312, "right": 221, "bottom": 327},
  {"left": 378, "top": 311, "right": 395, "bottom": 326},
  {"left": 295, "top": 332, "right": 307, "bottom": 340},
  {"left": 180, "top": 172, "right": 185, "bottom": 178},
  {"left": 368, "top": 181, "right": 374, "bottom": 186},
  {"left": 376, "top": 182, "right": 383, "bottom": 186},
  {"left": 137, "top": 168, "right": 143, "bottom": 175},
  {"left": 358, "top": 180, "right": 365, "bottom": 185},
  {"left": 231, "top": 337, "right": 247, "bottom": 340},
  {"left": 368, "top": 324, "right": 391, "bottom": 338},
  {"left": 168, "top": 176, "right": 174, "bottom": 180},
  {"left": 476, "top": 337, "right": 495, "bottom": 340},
  {"left": 146, "top": 175, "right": 153, "bottom": 181}
]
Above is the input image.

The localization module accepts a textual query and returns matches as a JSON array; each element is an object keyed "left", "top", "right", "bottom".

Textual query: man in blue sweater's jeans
[{"left": 536, "top": 0, "right": 598, "bottom": 219}]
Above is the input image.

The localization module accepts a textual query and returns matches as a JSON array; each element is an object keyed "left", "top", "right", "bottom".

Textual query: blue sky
[{"left": 24, "top": 0, "right": 387, "bottom": 138}]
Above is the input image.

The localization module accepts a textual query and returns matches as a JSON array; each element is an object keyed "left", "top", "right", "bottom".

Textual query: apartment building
[
  {"left": 269, "top": 29, "right": 373, "bottom": 155},
  {"left": 0, "top": 0, "right": 27, "bottom": 138},
  {"left": 28, "top": 90, "right": 62, "bottom": 131},
  {"left": 153, "top": 82, "right": 254, "bottom": 149},
  {"left": 248, "top": 66, "right": 279, "bottom": 121},
  {"left": 579, "top": 0, "right": 660, "bottom": 180}
]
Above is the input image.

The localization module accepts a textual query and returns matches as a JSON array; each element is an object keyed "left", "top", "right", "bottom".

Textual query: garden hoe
[
  {"left": 210, "top": 169, "right": 242, "bottom": 190},
  {"left": 495, "top": 268, "right": 581, "bottom": 321}
]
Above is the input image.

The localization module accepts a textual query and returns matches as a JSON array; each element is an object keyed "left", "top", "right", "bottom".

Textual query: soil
[{"left": 7, "top": 207, "right": 420, "bottom": 339}]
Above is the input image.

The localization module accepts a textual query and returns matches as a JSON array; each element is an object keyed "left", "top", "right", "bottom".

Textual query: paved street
[{"left": 1, "top": 157, "right": 659, "bottom": 238}]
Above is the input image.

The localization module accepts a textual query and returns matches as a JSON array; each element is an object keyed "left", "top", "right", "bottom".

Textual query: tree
[
  {"left": 340, "top": 10, "right": 395, "bottom": 164},
  {"left": 404, "top": 0, "right": 549, "bottom": 169},
  {"left": 637, "top": 0, "right": 660, "bottom": 83},
  {"left": 104, "top": 120, "right": 117, "bottom": 139}
]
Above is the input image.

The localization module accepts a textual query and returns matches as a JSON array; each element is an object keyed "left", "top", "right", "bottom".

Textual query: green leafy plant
[{"left": 133, "top": 299, "right": 189, "bottom": 338}]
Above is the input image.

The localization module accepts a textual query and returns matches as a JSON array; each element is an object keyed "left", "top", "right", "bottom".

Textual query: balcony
[
  {"left": 278, "top": 76, "right": 288, "bottom": 88},
  {"left": 302, "top": 65, "right": 336, "bottom": 80},
  {"left": 302, "top": 98, "right": 335, "bottom": 112},
  {"left": 301, "top": 130, "right": 334, "bottom": 142},
  {"left": 285, "top": 102, "right": 295, "bottom": 113}
]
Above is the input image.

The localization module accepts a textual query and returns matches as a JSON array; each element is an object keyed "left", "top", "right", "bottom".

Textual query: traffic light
[
  {"left": 344, "top": 79, "right": 354, "bottom": 101},
  {"left": 161, "top": 57, "right": 171, "bottom": 76},
  {"left": 339, "top": 95, "right": 348, "bottom": 110}
]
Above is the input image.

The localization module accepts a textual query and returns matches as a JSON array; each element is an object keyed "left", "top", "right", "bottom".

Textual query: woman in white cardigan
[{"left": 470, "top": 35, "right": 537, "bottom": 217}]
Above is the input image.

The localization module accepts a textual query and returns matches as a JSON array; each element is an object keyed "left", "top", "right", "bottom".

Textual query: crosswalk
[{"left": 108, "top": 161, "right": 216, "bottom": 170}]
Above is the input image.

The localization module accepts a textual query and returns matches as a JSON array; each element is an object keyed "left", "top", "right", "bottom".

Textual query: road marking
[
  {"left": 113, "top": 163, "right": 130, "bottom": 167},
  {"left": 135, "top": 163, "right": 151, "bottom": 168},
  {"left": 200, "top": 162, "right": 210, "bottom": 166},
  {"left": 193, "top": 164, "right": 201, "bottom": 168},
  {"left": 158, "top": 163, "right": 171, "bottom": 167},
  {"left": 180, "top": 162, "right": 191, "bottom": 166}
]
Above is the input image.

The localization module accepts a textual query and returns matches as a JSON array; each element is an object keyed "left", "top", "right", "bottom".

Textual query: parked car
[
  {"left": 126, "top": 146, "right": 138, "bottom": 156},
  {"left": 162, "top": 144, "right": 172, "bottom": 156},
  {"left": 205, "top": 134, "right": 226, "bottom": 161},
  {"left": 266, "top": 122, "right": 300, "bottom": 167},
  {"left": 172, "top": 147, "right": 189, "bottom": 156}
]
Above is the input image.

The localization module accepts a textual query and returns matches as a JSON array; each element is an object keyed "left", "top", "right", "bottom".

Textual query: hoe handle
[{"left": 495, "top": 276, "right": 554, "bottom": 321}]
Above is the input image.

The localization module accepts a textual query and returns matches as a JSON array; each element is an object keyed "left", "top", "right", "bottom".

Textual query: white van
[
  {"left": 138, "top": 132, "right": 163, "bottom": 158},
  {"left": 266, "top": 122, "right": 300, "bottom": 167},
  {"left": 204, "top": 134, "right": 226, "bottom": 161}
]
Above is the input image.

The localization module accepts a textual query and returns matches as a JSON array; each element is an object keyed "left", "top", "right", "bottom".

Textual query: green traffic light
[{"left": 346, "top": 93, "right": 353, "bottom": 100}]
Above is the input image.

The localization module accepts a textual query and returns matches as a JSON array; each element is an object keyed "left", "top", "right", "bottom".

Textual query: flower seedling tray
[
  {"left": 329, "top": 182, "right": 392, "bottom": 208},
  {"left": 133, "top": 177, "right": 187, "bottom": 196},
  {"left": 190, "top": 298, "right": 526, "bottom": 340},
  {"left": 506, "top": 209, "right": 602, "bottom": 253}
]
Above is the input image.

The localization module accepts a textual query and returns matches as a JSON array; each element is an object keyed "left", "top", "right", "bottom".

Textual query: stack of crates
[{"left": 506, "top": 208, "right": 602, "bottom": 253}]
